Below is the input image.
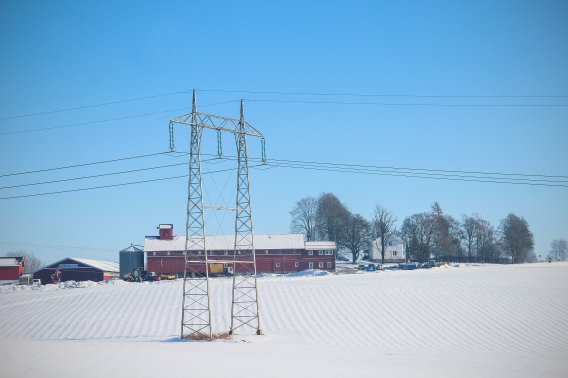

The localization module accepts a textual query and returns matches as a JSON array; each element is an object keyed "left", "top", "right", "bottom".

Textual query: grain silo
[{"left": 119, "top": 245, "right": 144, "bottom": 279}]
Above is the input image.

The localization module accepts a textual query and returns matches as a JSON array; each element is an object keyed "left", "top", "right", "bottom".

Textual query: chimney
[{"left": 158, "top": 224, "right": 173, "bottom": 240}]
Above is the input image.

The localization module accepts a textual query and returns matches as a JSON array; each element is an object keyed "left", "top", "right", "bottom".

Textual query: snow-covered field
[{"left": 1, "top": 263, "right": 567, "bottom": 377}]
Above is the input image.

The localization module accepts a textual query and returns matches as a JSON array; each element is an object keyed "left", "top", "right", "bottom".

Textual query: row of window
[
  {"left": 308, "top": 250, "right": 334, "bottom": 256},
  {"left": 274, "top": 261, "right": 333, "bottom": 269}
]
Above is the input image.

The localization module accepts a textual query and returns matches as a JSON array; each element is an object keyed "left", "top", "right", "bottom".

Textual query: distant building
[
  {"left": 144, "top": 224, "right": 336, "bottom": 275},
  {"left": 370, "top": 235, "right": 406, "bottom": 263},
  {"left": 0, "top": 256, "right": 25, "bottom": 284},
  {"left": 34, "top": 257, "right": 119, "bottom": 284}
]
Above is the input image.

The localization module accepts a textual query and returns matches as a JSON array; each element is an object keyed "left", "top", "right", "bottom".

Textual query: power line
[
  {"left": 198, "top": 88, "right": 568, "bottom": 99},
  {"left": 0, "top": 165, "right": 265, "bottom": 200},
  {"left": 0, "top": 151, "right": 171, "bottom": 178},
  {"left": 244, "top": 98, "right": 568, "bottom": 107},
  {"left": 258, "top": 161, "right": 568, "bottom": 188},
  {"left": 0, "top": 157, "right": 566, "bottom": 201},
  {"left": 0, "top": 158, "right": 224, "bottom": 190},
  {"left": 246, "top": 156, "right": 568, "bottom": 180},
  {"left": 0, "top": 89, "right": 193, "bottom": 121},
  {"left": 2, "top": 151, "right": 567, "bottom": 191},
  {"left": 0, "top": 100, "right": 241, "bottom": 136},
  {"left": 2, "top": 87, "right": 567, "bottom": 123},
  {"left": 0, "top": 241, "right": 116, "bottom": 252}
]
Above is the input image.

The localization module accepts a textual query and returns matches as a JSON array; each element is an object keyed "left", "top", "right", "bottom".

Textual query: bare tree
[
  {"left": 549, "top": 239, "right": 568, "bottom": 261},
  {"left": 315, "top": 192, "right": 350, "bottom": 245},
  {"left": 343, "top": 213, "right": 372, "bottom": 263},
  {"left": 371, "top": 205, "right": 397, "bottom": 264},
  {"left": 499, "top": 213, "right": 534, "bottom": 263},
  {"left": 400, "top": 213, "right": 436, "bottom": 262},
  {"left": 290, "top": 196, "right": 318, "bottom": 241},
  {"left": 474, "top": 218, "right": 500, "bottom": 263},
  {"left": 6, "top": 250, "right": 44, "bottom": 274},
  {"left": 461, "top": 215, "right": 479, "bottom": 262},
  {"left": 431, "top": 202, "right": 458, "bottom": 260}
]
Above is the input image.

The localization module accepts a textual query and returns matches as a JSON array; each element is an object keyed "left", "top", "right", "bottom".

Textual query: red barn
[
  {"left": 144, "top": 225, "right": 336, "bottom": 275},
  {"left": 0, "top": 256, "right": 25, "bottom": 284}
]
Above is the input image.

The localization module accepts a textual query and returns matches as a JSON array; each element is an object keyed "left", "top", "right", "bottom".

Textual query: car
[{"left": 366, "top": 264, "right": 376, "bottom": 272}]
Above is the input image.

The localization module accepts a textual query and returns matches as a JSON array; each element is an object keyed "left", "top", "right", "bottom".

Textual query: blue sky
[{"left": 0, "top": 0, "right": 567, "bottom": 263}]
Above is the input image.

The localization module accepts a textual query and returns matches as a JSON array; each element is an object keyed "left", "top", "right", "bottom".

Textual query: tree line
[{"left": 290, "top": 192, "right": 540, "bottom": 264}]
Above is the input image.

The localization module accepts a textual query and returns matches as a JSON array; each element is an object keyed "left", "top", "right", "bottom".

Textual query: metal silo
[{"left": 119, "top": 245, "right": 144, "bottom": 279}]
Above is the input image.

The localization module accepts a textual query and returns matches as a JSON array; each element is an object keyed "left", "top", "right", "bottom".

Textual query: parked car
[
  {"left": 366, "top": 264, "right": 376, "bottom": 272},
  {"left": 357, "top": 264, "right": 367, "bottom": 270}
]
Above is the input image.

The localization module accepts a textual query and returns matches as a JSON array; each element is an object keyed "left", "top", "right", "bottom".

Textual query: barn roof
[
  {"left": 71, "top": 258, "right": 119, "bottom": 272},
  {"left": 0, "top": 256, "right": 24, "bottom": 267},
  {"left": 144, "top": 234, "right": 307, "bottom": 252},
  {"left": 44, "top": 257, "right": 119, "bottom": 272}
]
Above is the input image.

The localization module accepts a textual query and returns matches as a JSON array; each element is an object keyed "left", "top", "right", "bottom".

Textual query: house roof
[
  {"left": 144, "top": 234, "right": 307, "bottom": 252},
  {"left": 0, "top": 256, "right": 24, "bottom": 267},
  {"left": 373, "top": 235, "right": 404, "bottom": 246}
]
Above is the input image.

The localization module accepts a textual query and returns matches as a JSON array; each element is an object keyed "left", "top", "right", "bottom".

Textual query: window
[
  {"left": 318, "top": 262, "right": 324, "bottom": 268},
  {"left": 153, "top": 252, "right": 156, "bottom": 256},
  {"left": 167, "top": 251, "right": 170, "bottom": 256},
  {"left": 393, "top": 251, "right": 398, "bottom": 256},
  {"left": 294, "top": 262, "right": 299, "bottom": 268},
  {"left": 275, "top": 262, "right": 281, "bottom": 268},
  {"left": 325, "top": 251, "right": 333, "bottom": 256},
  {"left": 327, "top": 262, "right": 332, "bottom": 268},
  {"left": 318, "top": 251, "right": 324, "bottom": 256},
  {"left": 308, "top": 262, "right": 313, "bottom": 269},
  {"left": 308, "top": 251, "right": 313, "bottom": 256},
  {"left": 224, "top": 251, "right": 228, "bottom": 256},
  {"left": 266, "top": 249, "right": 269, "bottom": 254}
]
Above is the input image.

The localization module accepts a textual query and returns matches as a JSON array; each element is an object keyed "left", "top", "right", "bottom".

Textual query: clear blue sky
[{"left": 1, "top": 0, "right": 567, "bottom": 264}]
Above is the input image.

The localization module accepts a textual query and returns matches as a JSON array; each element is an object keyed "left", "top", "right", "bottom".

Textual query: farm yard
[{"left": 1, "top": 262, "right": 567, "bottom": 377}]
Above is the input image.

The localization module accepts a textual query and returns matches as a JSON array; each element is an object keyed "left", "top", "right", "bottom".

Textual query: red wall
[
  {"left": 147, "top": 250, "right": 335, "bottom": 275},
  {"left": 0, "top": 266, "right": 23, "bottom": 280}
]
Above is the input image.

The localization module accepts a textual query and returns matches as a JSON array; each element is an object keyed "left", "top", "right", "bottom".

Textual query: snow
[{"left": 1, "top": 263, "right": 567, "bottom": 377}]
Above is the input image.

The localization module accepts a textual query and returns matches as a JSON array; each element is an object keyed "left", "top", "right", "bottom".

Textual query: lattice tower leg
[
  {"left": 180, "top": 94, "right": 212, "bottom": 340},
  {"left": 229, "top": 100, "right": 262, "bottom": 336}
]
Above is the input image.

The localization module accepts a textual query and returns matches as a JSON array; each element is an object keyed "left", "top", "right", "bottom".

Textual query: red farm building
[
  {"left": 0, "top": 256, "right": 25, "bottom": 284},
  {"left": 33, "top": 257, "right": 119, "bottom": 285},
  {"left": 144, "top": 224, "right": 336, "bottom": 275}
]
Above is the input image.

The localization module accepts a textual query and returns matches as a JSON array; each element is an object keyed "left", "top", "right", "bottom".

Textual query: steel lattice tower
[
  {"left": 179, "top": 92, "right": 212, "bottom": 339},
  {"left": 230, "top": 101, "right": 261, "bottom": 335},
  {"left": 170, "top": 91, "right": 263, "bottom": 340}
]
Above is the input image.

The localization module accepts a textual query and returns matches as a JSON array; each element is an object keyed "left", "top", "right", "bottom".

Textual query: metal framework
[{"left": 172, "top": 91, "right": 262, "bottom": 339}]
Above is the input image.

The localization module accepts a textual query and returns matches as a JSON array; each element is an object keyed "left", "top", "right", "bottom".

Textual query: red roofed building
[
  {"left": 0, "top": 256, "right": 25, "bottom": 284},
  {"left": 144, "top": 224, "right": 337, "bottom": 275}
]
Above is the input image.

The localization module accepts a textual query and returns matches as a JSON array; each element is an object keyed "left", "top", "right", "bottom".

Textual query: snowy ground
[{"left": 1, "top": 263, "right": 567, "bottom": 377}]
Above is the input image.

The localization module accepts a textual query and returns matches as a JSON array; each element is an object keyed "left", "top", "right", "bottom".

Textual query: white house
[{"left": 371, "top": 235, "right": 406, "bottom": 263}]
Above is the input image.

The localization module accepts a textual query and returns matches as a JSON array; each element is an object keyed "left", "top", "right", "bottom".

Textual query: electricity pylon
[
  {"left": 170, "top": 90, "right": 264, "bottom": 339},
  {"left": 230, "top": 100, "right": 262, "bottom": 335}
]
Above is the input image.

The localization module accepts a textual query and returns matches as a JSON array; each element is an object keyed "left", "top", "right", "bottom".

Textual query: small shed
[
  {"left": 0, "top": 256, "right": 25, "bottom": 284},
  {"left": 33, "top": 257, "right": 119, "bottom": 285}
]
